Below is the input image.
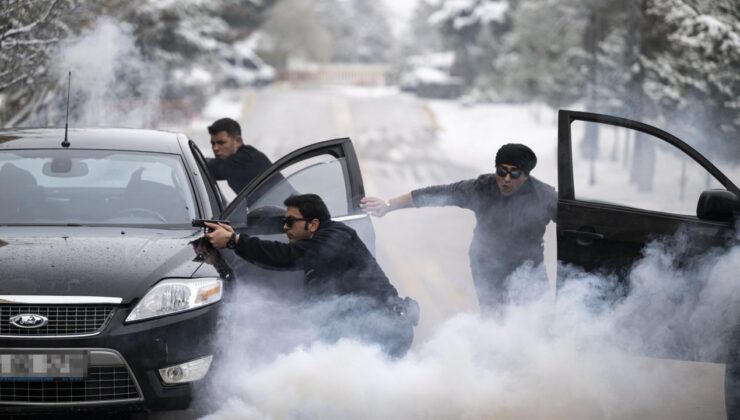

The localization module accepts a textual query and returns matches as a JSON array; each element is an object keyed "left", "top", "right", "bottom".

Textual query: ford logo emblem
[{"left": 9, "top": 314, "right": 48, "bottom": 329}]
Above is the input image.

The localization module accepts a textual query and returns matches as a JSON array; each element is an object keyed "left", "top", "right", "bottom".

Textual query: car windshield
[{"left": 0, "top": 149, "right": 196, "bottom": 226}]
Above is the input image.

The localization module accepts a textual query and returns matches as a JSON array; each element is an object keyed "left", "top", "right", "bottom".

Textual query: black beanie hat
[{"left": 495, "top": 143, "right": 537, "bottom": 174}]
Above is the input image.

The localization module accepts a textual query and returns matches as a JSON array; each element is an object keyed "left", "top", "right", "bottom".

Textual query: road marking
[
  {"left": 330, "top": 96, "right": 354, "bottom": 138},
  {"left": 337, "top": 91, "right": 475, "bottom": 337},
  {"left": 240, "top": 90, "right": 257, "bottom": 122},
  {"left": 422, "top": 100, "right": 441, "bottom": 131},
  {"left": 421, "top": 259, "right": 478, "bottom": 312}
]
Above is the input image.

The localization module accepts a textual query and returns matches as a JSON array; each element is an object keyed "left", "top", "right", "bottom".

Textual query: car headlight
[{"left": 126, "top": 277, "right": 222, "bottom": 322}]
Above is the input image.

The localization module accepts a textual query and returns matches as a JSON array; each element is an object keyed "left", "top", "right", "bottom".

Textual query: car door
[
  {"left": 556, "top": 110, "right": 739, "bottom": 289},
  {"left": 217, "top": 138, "right": 374, "bottom": 300}
]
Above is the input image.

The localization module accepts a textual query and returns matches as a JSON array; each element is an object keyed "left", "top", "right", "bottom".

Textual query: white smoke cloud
[
  {"left": 54, "top": 17, "right": 164, "bottom": 127},
  {"left": 196, "top": 230, "right": 737, "bottom": 420}
]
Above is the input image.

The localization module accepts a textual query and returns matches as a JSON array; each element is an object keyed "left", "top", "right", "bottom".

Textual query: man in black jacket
[
  {"left": 204, "top": 194, "right": 416, "bottom": 357},
  {"left": 207, "top": 118, "right": 272, "bottom": 194},
  {"left": 361, "top": 143, "right": 557, "bottom": 313}
]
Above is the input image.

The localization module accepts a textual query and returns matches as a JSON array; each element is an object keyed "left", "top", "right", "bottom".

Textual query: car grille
[
  {"left": 1, "top": 305, "right": 116, "bottom": 337},
  {"left": 0, "top": 366, "right": 141, "bottom": 404}
]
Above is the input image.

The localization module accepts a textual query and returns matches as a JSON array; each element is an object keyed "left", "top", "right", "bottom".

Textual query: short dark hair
[
  {"left": 284, "top": 194, "right": 331, "bottom": 224},
  {"left": 208, "top": 118, "right": 241, "bottom": 137}
]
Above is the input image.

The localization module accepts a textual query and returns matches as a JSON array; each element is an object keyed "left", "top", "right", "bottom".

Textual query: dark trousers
[
  {"left": 319, "top": 304, "right": 415, "bottom": 358},
  {"left": 471, "top": 260, "right": 548, "bottom": 315}
]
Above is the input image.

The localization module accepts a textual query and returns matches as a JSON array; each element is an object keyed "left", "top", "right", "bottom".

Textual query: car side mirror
[
  {"left": 246, "top": 205, "right": 285, "bottom": 235},
  {"left": 697, "top": 189, "right": 740, "bottom": 221}
]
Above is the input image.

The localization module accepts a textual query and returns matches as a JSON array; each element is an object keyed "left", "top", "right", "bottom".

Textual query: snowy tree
[
  {"left": 583, "top": 0, "right": 740, "bottom": 161},
  {"left": 0, "top": 0, "right": 87, "bottom": 126},
  {"left": 646, "top": 0, "right": 740, "bottom": 157},
  {"left": 316, "top": 0, "right": 393, "bottom": 63},
  {"left": 260, "top": 0, "right": 335, "bottom": 63},
  {"left": 502, "top": 0, "right": 585, "bottom": 105},
  {"left": 429, "top": 0, "right": 515, "bottom": 84},
  {"left": 343, "top": 0, "right": 393, "bottom": 62},
  {"left": 1, "top": 0, "right": 280, "bottom": 127},
  {"left": 405, "top": 0, "right": 445, "bottom": 55},
  {"left": 421, "top": 0, "right": 740, "bottom": 160},
  {"left": 261, "top": 0, "right": 393, "bottom": 64},
  {"left": 218, "top": 0, "right": 280, "bottom": 42}
]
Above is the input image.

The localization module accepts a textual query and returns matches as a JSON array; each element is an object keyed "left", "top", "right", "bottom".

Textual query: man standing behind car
[
  {"left": 361, "top": 143, "right": 557, "bottom": 314},
  {"left": 204, "top": 193, "right": 417, "bottom": 357},
  {"left": 207, "top": 117, "right": 272, "bottom": 194}
]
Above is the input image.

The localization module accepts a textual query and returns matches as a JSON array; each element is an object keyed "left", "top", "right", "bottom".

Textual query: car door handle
[{"left": 562, "top": 229, "right": 605, "bottom": 240}]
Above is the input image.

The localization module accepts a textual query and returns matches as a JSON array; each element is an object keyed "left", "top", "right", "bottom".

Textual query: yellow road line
[
  {"left": 330, "top": 96, "right": 354, "bottom": 138},
  {"left": 422, "top": 100, "right": 441, "bottom": 131},
  {"left": 240, "top": 90, "right": 257, "bottom": 122},
  {"left": 421, "top": 259, "right": 477, "bottom": 312}
]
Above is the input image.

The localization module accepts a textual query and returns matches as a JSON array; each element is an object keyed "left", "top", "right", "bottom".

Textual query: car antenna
[{"left": 61, "top": 71, "right": 71, "bottom": 148}]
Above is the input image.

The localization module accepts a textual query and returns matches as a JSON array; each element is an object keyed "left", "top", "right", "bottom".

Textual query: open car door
[
  {"left": 218, "top": 138, "right": 374, "bottom": 300},
  {"left": 556, "top": 110, "right": 740, "bottom": 415},
  {"left": 556, "top": 110, "right": 738, "bottom": 284}
]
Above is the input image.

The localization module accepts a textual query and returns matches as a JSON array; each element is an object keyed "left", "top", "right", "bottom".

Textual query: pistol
[{"left": 192, "top": 219, "right": 231, "bottom": 230}]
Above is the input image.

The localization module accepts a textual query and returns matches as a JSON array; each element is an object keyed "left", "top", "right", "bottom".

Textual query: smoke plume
[
  {"left": 196, "top": 227, "right": 738, "bottom": 419},
  {"left": 54, "top": 17, "right": 164, "bottom": 128}
]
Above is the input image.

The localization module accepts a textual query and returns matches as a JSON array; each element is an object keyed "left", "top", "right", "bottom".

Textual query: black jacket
[
  {"left": 411, "top": 174, "right": 557, "bottom": 280},
  {"left": 207, "top": 145, "right": 272, "bottom": 193},
  {"left": 233, "top": 220, "right": 399, "bottom": 303}
]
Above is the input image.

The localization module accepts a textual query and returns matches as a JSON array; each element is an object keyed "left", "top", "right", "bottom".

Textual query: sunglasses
[
  {"left": 495, "top": 166, "right": 524, "bottom": 179},
  {"left": 282, "top": 216, "right": 308, "bottom": 228}
]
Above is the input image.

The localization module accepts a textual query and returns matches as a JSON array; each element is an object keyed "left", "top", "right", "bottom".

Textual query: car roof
[{"left": 0, "top": 128, "right": 185, "bottom": 154}]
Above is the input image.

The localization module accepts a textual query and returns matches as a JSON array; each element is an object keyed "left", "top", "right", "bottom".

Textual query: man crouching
[{"left": 205, "top": 193, "right": 417, "bottom": 357}]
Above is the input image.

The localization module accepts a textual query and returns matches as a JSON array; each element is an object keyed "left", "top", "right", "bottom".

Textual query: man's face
[
  {"left": 495, "top": 164, "right": 529, "bottom": 196},
  {"left": 283, "top": 206, "right": 317, "bottom": 242},
  {"left": 210, "top": 131, "right": 242, "bottom": 160}
]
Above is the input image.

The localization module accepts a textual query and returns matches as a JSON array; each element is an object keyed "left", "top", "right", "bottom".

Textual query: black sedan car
[
  {"left": 0, "top": 128, "right": 373, "bottom": 416},
  {"left": 0, "top": 128, "right": 226, "bottom": 415}
]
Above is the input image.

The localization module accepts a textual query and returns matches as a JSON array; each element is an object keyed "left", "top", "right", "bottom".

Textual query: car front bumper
[{"left": 0, "top": 302, "right": 219, "bottom": 414}]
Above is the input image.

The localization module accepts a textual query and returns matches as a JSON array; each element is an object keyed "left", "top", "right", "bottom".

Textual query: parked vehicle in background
[
  {"left": 218, "top": 43, "right": 276, "bottom": 88},
  {"left": 399, "top": 52, "right": 464, "bottom": 99}
]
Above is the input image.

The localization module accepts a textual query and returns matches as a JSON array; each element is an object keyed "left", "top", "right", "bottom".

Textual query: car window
[
  {"left": 0, "top": 150, "right": 196, "bottom": 225},
  {"left": 572, "top": 121, "right": 723, "bottom": 215},
  {"left": 227, "top": 154, "right": 350, "bottom": 224},
  {"left": 250, "top": 155, "right": 349, "bottom": 216}
]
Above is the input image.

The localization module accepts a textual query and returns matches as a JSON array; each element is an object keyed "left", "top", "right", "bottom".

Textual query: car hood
[{"left": 0, "top": 226, "right": 207, "bottom": 303}]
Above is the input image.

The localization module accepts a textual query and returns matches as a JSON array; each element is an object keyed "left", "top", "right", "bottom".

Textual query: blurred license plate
[{"left": 0, "top": 352, "right": 88, "bottom": 381}]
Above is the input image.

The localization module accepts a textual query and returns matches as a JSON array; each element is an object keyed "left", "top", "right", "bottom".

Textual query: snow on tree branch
[{"left": 0, "top": 0, "right": 60, "bottom": 41}]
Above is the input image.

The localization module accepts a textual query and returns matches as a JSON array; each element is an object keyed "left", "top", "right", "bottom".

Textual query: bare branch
[
  {"left": 1, "top": 0, "right": 61, "bottom": 40},
  {"left": 2, "top": 37, "right": 60, "bottom": 47},
  {"left": 0, "top": 73, "right": 29, "bottom": 91}
]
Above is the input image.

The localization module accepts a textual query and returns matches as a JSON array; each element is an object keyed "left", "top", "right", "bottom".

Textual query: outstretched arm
[
  {"left": 204, "top": 222, "right": 301, "bottom": 268},
  {"left": 360, "top": 193, "right": 414, "bottom": 217}
]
